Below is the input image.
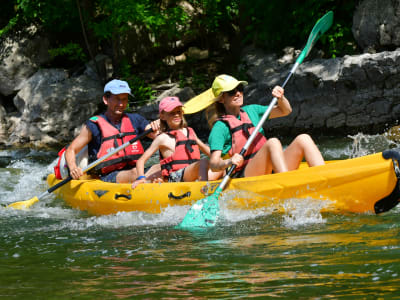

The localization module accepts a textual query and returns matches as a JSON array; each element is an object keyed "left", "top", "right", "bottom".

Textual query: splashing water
[
  {"left": 282, "top": 198, "right": 328, "bottom": 228},
  {"left": 1, "top": 133, "right": 397, "bottom": 228},
  {"left": 347, "top": 133, "right": 398, "bottom": 158}
]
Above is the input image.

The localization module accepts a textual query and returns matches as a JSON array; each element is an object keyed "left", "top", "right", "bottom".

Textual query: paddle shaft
[
  {"left": 177, "top": 11, "right": 334, "bottom": 229},
  {"left": 39, "top": 127, "right": 153, "bottom": 201},
  {"left": 220, "top": 10, "right": 335, "bottom": 187}
]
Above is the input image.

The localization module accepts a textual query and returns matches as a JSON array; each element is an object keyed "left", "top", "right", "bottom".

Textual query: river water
[{"left": 1, "top": 134, "right": 400, "bottom": 299}]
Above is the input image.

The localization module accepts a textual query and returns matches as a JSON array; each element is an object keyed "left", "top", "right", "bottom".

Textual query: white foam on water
[
  {"left": 320, "top": 133, "right": 399, "bottom": 160},
  {"left": 0, "top": 153, "right": 54, "bottom": 205},
  {"left": 281, "top": 198, "right": 329, "bottom": 228},
  {"left": 218, "top": 190, "right": 276, "bottom": 225},
  {"left": 348, "top": 133, "right": 398, "bottom": 158},
  {"left": 17, "top": 205, "right": 189, "bottom": 233}
]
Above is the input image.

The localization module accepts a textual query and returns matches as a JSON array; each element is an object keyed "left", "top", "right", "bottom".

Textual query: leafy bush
[
  {"left": 240, "top": 0, "right": 358, "bottom": 57},
  {"left": 48, "top": 43, "right": 87, "bottom": 63},
  {"left": 119, "top": 60, "right": 156, "bottom": 108},
  {"left": 1, "top": 0, "right": 359, "bottom": 96}
]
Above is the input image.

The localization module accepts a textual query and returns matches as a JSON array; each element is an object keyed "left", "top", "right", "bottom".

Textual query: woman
[{"left": 206, "top": 74, "right": 325, "bottom": 178}]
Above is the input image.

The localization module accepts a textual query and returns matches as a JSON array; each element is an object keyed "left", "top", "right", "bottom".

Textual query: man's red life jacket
[
  {"left": 219, "top": 109, "right": 266, "bottom": 173},
  {"left": 160, "top": 127, "right": 201, "bottom": 178},
  {"left": 90, "top": 114, "right": 144, "bottom": 175}
]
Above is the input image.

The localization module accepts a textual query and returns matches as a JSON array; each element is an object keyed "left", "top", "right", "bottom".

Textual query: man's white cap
[{"left": 104, "top": 79, "right": 132, "bottom": 96}]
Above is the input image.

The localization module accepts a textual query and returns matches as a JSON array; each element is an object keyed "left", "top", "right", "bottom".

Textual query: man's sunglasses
[{"left": 224, "top": 84, "right": 244, "bottom": 96}]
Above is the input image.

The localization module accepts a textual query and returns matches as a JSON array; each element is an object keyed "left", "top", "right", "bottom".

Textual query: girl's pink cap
[{"left": 159, "top": 96, "right": 183, "bottom": 114}]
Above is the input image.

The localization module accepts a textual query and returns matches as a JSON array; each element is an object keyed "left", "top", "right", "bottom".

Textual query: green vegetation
[
  {"left": 48, "top": 43, "right": 87, "bottom": 63},
  {"left": 1, "top": 0, "right": 359, "bottom": 104},
  {"left": 240, "top": 0, "right": 358, "bottom": 57},
  {"left": 119, "top": 59, "right": 156, "bottom": 108}
]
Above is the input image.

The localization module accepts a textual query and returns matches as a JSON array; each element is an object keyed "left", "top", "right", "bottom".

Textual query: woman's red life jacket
[
  {"left": 90, "top": 115, "right": 144, "bottom": 175},
  {"left": 219, "top": 109, "right": 267, "bottom": 172},
  {"left": 160, "top": 127, "right": 201, "bottom": 178}
]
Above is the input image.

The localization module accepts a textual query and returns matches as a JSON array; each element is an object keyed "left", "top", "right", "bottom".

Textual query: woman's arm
[
  {"left": 209, "top": 150, "right": 244, "bottom": 172},
  {"left": 269, "top": 86, "right": 292, "bottom": 119}
]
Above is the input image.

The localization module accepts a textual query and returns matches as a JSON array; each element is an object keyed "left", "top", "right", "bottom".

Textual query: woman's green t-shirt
[{"left": 208, "top": 104, "right": 269, "bottom": 156}]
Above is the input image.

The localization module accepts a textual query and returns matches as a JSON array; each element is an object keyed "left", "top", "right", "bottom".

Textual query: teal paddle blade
[
  {"left": 296, "top": 11, "right": 333, "bottom": 64},
  {"left": 176, "top": 187, "right": 222, "bottom": 229}
]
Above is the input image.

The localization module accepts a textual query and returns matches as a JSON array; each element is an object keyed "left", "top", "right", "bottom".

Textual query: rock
[
  {"left": 0, "top": 25, "right": 51, "bottom": 96},
  {"left": 187, "top": 47, "right": 209, "bottom": 60},
  {"left": 352, "top": 0, "right": 400, "bottom": 52},
  {"left": 0, "top": 104, "right": 7, "bottom": 141},
  {"left": 137, "top": 85, "right": 196, "bottom": 121},
  {"left": 242, "top": 46, "right": 400, "bottom": 135},
  {"left": 84, "top": 54, "right": 113, "bottom": 82},
  {"left": 8, "top": 68, "right": 103, "bottom": 147}
]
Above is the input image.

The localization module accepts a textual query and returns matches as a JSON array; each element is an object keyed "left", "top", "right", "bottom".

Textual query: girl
[
  {"left": 132, "top": 96, "right": 221, "bottom": 188},
  {"left": 206, "top": 74, "right": 325, "bottom": 178}
]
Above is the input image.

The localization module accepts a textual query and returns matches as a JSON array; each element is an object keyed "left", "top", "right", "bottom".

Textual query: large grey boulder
[
  {"left": 7, "top": 69, "right": 103, "bottom": 147},
  {"left": 0, "top": 25, "right": 51, "bottom": 96},
  {"left": 352, "top": 0, "right": 400, "bottom": 52}
]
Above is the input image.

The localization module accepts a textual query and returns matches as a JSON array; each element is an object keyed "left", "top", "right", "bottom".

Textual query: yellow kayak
[{"left": 47, "top": 150, "right": 400, "bottom": 216}]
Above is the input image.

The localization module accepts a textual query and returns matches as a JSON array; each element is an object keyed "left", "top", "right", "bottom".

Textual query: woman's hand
[
  {"left": 269, "top": 85, "right": 292, "bottom": 118},
  {"left": 272, "top": 86, "right": 284, "bottom": 100},
  {"left": 230, "top": 153, "right": 244, "bottom": 168}
]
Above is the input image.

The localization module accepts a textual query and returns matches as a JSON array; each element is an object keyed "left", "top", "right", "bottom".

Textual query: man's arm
[{"left": 65, "top": 125, "right": 92, "bottom": 179}]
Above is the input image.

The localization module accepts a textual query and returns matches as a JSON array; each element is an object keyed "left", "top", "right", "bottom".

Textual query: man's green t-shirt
[{"left": 208, "top": 104, "right": 269, "bottom": 156}]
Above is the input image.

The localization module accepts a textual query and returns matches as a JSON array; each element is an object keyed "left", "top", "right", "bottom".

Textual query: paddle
[
  {"left": 7, "top": 128, "right": 153, "bottom": 210},
  {"left": 177, "top": 11, "right": 334, "bottom": 229},
  {"left": 183, "top": 88, "right": 214, "bottom": 114}
]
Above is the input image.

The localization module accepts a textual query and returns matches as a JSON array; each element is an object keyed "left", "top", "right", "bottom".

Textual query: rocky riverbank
[{"left": 1, "top": 0, "right": 399, "bottom": 148}]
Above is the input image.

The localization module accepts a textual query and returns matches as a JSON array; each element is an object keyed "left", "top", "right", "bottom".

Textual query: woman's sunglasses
[{"left": 224, "top": 84, "right": 244, "bottom": 96}]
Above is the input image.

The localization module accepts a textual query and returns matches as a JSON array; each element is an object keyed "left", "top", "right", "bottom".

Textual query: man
[{"left": 65, "top": 79, "right": 160, "bottom": 183}]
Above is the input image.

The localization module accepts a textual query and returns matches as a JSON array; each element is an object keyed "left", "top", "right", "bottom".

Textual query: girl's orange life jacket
[
  {"left": 160, "top": 127, "right": 201, "bottom": 178},
  {"left": 219, "top": 109, "right": 266, "bottom": 173}
]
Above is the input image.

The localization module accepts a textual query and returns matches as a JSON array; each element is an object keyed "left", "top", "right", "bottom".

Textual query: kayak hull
[{"left": 47, "top": 151, "right": 400, "bottom": 216}]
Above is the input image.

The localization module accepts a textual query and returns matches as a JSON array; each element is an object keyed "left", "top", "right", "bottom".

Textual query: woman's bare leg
[
  {"left": 244, "top": 138, "right": 288, "bottom": 177},
  {"left": 208, "top": 168, "right": 224, "bottom": 181},
  {"left": 283, "top": 134, "right": 325, "bottom": 170}
]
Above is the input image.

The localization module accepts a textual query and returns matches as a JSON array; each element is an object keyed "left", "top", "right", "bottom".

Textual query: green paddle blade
[
  {"left": 296, "top": 11, "right": 333, "bottom": 64},
  {"left": 176, "top": 187, "right": 222, "bottom": 229}
]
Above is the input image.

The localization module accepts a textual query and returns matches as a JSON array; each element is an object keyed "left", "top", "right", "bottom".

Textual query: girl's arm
[
  {"left": 133, "top": 136, "right": 162, "bottom": 186},
  {"left": 269, "top": 86, "right": 292, "bottom": 119}
]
